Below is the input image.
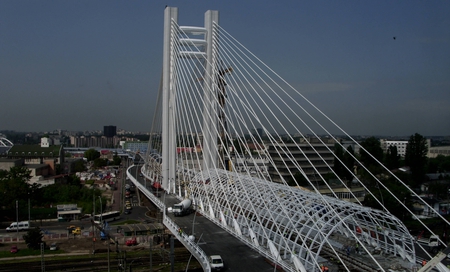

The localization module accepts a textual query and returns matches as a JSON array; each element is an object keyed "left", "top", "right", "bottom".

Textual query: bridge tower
[{"left": 161, "top": 7, "right": 220, "bottom": 192}]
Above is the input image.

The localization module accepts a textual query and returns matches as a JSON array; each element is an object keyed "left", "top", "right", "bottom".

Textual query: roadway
[{"left": 130, "top": 165, "right": 275, "bottom": 271}]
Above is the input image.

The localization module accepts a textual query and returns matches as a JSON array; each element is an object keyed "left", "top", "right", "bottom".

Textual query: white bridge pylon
[{"left": 138, "top": 6, "right": 441, "bottom": 272}]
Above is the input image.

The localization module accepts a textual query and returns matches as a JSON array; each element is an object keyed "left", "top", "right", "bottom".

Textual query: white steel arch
[
  {"left": 188, "top": 169, "right": 416, "bottom": 271},
  {"left": 0, "top": 137, "right": 13, "bottom": 147}
]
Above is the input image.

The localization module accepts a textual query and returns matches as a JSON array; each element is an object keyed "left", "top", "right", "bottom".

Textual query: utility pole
[
  {"left": 28, "top": 193, "right": 31, "bottom": 221},
  {"left": 170, "top": 236, "right": 174, "bottom": 272},
  {"left": 149, "top": 238, "right": 153, "bottom": 272},
  {"left": 40, "top": 242, "right": 45, "bottom": 272},
  {"left": 16, "top": 200, "right": 19, "bottom": 247},
  {"left": 108, "top": 238, "right": 110, "bottom": 272}
]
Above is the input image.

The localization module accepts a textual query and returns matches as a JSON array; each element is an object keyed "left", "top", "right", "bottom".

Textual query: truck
[
  {"left": 416, "top": 233, "right": 439, "bottom": 248},
  {"left": 173, "top": 199, "right": 193, "bottom": 217}
]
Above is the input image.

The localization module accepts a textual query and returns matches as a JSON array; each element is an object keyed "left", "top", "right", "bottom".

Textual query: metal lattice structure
[{"left": 187, "top": 169, "right": 415, "bottom": 271}]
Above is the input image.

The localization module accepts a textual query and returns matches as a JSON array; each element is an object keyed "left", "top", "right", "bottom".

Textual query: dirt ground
[{"left": 52, "top": 237, "right": 109, "bottom": 253}]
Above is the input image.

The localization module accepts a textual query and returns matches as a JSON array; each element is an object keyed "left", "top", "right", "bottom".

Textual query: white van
[{"left": 6, "top": 221, "right": 30, "bottom": 232}]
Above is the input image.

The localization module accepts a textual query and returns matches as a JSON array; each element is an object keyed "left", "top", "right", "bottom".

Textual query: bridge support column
[
  {"left": 162, "top": 6, "right": 178, "bottom": 192},
  {"left": 202, "top": 10, "right": 220, "bottom": 172}
]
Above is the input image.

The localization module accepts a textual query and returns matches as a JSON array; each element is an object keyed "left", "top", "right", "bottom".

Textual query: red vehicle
[
  {"left": 10, "top": 246, "right": 18, "bottom": 253},
  {"left": 126, "top": 238, "right": 137, "bottom": 246}
]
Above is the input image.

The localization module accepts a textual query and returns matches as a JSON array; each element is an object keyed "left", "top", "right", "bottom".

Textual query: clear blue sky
[{"left": 1, "top": 1, "right": 449, "bottom": 136}]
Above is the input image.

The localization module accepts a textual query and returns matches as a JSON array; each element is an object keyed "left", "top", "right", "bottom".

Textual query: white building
[
  {"left": 380, "top": 140, "right": 408, "bottom": 157},
  {"left": 380, "top": 138, "right": 431, "bottom": 157}
]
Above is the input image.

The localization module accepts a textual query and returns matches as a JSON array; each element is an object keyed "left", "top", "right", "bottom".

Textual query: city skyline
[{"left": 1, "top": 1, "right": 449, "bottom": 136}]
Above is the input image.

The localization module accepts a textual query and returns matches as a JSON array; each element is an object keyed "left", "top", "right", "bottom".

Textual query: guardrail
[
  {"left": 126, "top": 166, "right": 211, "bottom": 271},
  {"left": 163, "top": 216, "right": 211, "bottom": 271},
  {"left": 126, "top": 166, "right": 164, "bottom": 211}
]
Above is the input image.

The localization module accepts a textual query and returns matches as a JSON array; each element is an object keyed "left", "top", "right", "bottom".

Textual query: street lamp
[
  {"left": 16, "top": 200, "right": 19, "bottom": 247},
  {"left": 129, "top": 258, "right": 140, "bottom": 272},
  {"left": 28, "top": 192, "right": 30, "bottom": 221}
]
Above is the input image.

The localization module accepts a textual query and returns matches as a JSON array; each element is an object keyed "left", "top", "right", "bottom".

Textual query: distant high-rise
[{"left": 104, "top": 126, "right": 117, "bottom": 138}]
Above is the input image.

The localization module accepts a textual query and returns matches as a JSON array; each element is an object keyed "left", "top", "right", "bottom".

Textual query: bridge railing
[
  {"left": 127, "top": 166, "right": 165, "bottom": 211},
  {"left": 126, "top": 166, "right": 211, "bottom": 271},
  {"left": 163, "top": 215, "right": 211, "bottom": 272}
]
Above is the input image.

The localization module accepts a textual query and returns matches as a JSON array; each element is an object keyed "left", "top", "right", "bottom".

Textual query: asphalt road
[{"left": 128, "top": 165, "right": 275, "bottom": 272}]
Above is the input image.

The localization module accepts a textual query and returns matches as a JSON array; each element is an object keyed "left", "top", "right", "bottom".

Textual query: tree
[
  {"left": 385, "top": 145, "right": 400, "bottom": 170},
  {"left": 0, "top": 167, "right": 31, "bottom": 210},
  {"left": 359, "top": 137, "right": 384, "bottom": 168},
  {"left": 233, "top": 139, "right": 244, "bottom": 155},
  {"left": 93, "top": 158, "right": 108, "bottom": 168},
  {"left": 73, "top": 159, "right": 86, "bottom": 172},
  {"left": 84, "top": 148, "right": 100, "bottom": 162},
  {"left": 112, "top": 153, "right": 122, "bottom": 165},
  {"left": 364, "top": 177, "right": 411, "bottom": 219},
  {"left": 405, "top": 133, "right": 428, "bottom": 186},
  {"left": 427, "top": 155, "right": 450, "bottom": 174},
  {"left": 343, "top": 146, "right": 356, "bottom": 181},
  {"left": 333, "top": 143, "right": 346, "bottom": 179},
  {"left": 23, "top": 227, "right": 44, "bottom": 249},
  {"left": 289, "top": 171, "right": 310, "bottom": 187}
]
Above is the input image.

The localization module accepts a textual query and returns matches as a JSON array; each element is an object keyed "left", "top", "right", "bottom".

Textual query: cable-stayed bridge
[{"left": 126, "top": 7, "right": 450, "bottom": 272}]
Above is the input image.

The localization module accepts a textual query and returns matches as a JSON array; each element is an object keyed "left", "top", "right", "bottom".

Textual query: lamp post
[
  {"left": 16, "top": 200, "right": 19, "bottom": 247},
  {"left": 129, "top": 259, "right": 136, "bottom": 272},
  {"left": 98, "top": 196, "right": 103, "bottom": 226},
  {"left": 192, "top": 208, "right": 197, "bottom": 237},
  {"left": 28, "top": 192, "right": 30, "bottom": 221}
]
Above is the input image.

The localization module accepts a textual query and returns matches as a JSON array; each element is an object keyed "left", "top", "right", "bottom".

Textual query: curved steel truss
[{"left": 188, "top": 168, "right": 416, "bottom": 271}]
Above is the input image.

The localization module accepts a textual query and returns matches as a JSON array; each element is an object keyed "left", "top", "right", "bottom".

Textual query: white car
[
  {"left": 209, "top": 255, "right": 224, "bottom": 271},
  {"left": 50, "top": 243, "right": 58, "bottom": 251}
]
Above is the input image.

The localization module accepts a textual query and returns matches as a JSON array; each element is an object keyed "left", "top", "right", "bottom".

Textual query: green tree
[
  {"left": 73, "top": 159, "right": 86, "bottom": 172},
  {"left": 112, "top": 153, "right": 122, "bottom": 165},
  {"left": 0, "top": 167, "right": 31, "bottom": 210},
  {"left": 385, "top": 145, "right": 400, "bottom": 170},
  {"left": 23, "top": 227, "right": 44, "bottom": 250},
  {"left": 427, "top": 155, "right": 450, "bottom": 174},
  {"left": 364, "top": 178, "right": 410, "bottom": 219},
  {"left": 84, "top": 148, "right": 100, "bottom": 161},
  {"left": 343, "top": 146, "right": 356, "bottom": 181},
  {"left": 289, "top": 171, "right": 310, "bottom": 187},
  {"left": 233, "top": 139, "right": 244, "bottom": 155},
  {"left": 405, "top": 133, "right": 428, "bottom": 186},
  {"left": 333, "top": 144, "right": 346, "bottom": 179},
  {"left": 359, "top": 137, "right": 384, "bottom": 168},
  {"left": 93, "top": 158, "right": 108, "bottom": 168}
]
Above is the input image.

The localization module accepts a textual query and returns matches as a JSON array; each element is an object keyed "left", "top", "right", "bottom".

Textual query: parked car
[
  {"left": 126, "top": 238, "right": 137, "bottom": 246},
  {"left": 209, "top": 255, "right": 224, "bottom": 270},
  {"left": 72, "top": 227, "right": 82, "bottom": 235},
  {"left": 10, "top": 246, "right": 18, "bottom": 253},
  {"left": 50, "top": 243, "right": 58, "bottom": 251}
]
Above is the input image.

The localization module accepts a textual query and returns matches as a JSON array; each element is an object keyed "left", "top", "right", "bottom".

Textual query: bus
[{"left": 93, "top": 211, "right": 121, "bottom": 224}]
